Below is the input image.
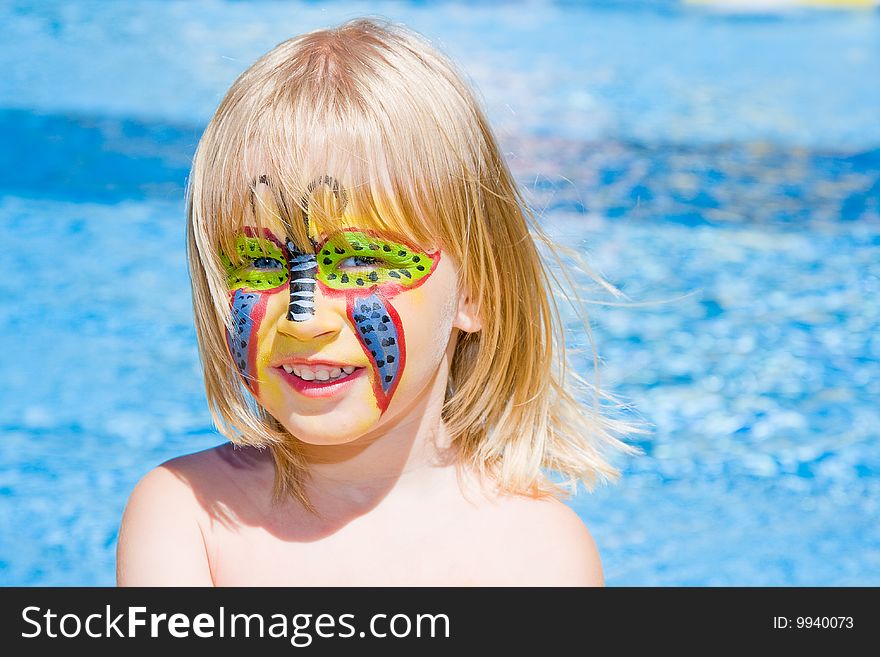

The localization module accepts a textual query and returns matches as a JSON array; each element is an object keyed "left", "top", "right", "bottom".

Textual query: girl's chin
[
  {"left": 293, "top": 434, "right": 367, "bottom": 447},
  {"left": 264, "top": 405, "right": 383, "bottom": 445},
  {"left": 274, "top": 419, "right": 378, "bottom": 447}
]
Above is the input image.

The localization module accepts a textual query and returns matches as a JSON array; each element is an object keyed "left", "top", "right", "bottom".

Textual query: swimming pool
[{"left": 2, "top": 0, "right": 878, "bottom": 585}]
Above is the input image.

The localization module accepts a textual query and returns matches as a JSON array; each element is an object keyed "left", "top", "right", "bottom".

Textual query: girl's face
[{"left": 222, "top": 210, "right": 465, "bottom": 446}]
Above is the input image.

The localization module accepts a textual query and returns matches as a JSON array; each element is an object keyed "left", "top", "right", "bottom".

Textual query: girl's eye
[
  {"left": 250, "top": 257, "right": 284, "bottom": 270},
  {"left": 338, "top": 255, "right": 383, "bottom": 269}
]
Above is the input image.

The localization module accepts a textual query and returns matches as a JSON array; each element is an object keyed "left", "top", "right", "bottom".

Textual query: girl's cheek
[{"left": 395, "top": 284, "right": 452, "bottom": 364}]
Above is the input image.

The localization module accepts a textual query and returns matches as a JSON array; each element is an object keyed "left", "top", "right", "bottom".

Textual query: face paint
[
  {"left": 223, "top": 231, "right": 289, "bottom": 291},
  {"left": 314, "top": 228, "right": 440, "bottom": 413},
  {"left": 285, "top": 241, "right": 318, "bottom": 322},
  {"left": 227, "top": 289, "right": 269, "bottom": 394},
  {"left": 349, "top": 294, "right": 403, "bottom": 413},
  {"left": 285, "top": 175, "right": 348, "bottom": 322},
  {"left": 316, "top": 229, "right": 435, "bottom": 290},
  {"left": 221, "top": 176, "right": 441, "bottom": 418},
  {"left": 222, "top": 229, "right": 288, "bottom": 395}
]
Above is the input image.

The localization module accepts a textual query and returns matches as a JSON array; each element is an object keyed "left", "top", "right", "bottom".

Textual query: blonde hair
[{"left": 186, "top": 17, "right": 645, "bottom": 509}]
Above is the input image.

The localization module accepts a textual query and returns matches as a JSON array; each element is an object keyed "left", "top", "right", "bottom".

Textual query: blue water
[{"left": 2, "top": 0, "right": 879, "bottom": 585}]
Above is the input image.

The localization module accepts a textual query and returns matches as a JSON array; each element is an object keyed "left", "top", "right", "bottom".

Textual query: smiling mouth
[
  {"left": 275, "top": 364, "right": 367, "bottom": 395},
  {"left": 279, "top": 364, "right": 363, "bottom": 383}
]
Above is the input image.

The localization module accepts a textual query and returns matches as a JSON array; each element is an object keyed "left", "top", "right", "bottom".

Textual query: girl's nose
[{"left": 275, "top": 282, "right": 344, "bottom": 342}]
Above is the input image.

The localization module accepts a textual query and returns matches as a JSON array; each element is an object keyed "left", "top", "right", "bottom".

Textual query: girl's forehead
[
  {"left": 239, "top": 176, "right": 434, "bottom": 252},
  {"left": 230, "top": 136, "right": 439, "bottom": 250}
]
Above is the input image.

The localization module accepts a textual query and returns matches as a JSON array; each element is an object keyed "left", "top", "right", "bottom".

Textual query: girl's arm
[{"left": 116, "top": 466, "right": 214, "bottom": 586}]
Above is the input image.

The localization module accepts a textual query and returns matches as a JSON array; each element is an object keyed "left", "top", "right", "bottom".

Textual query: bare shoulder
[
  {"left": 116, "top": 443, "right": 268, "bottom": 586},
  {"left": 470, "top": 492, "right": 605, "bottom": 587}
]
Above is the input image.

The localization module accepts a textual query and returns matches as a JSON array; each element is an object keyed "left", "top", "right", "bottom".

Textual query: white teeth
[{"left": 281, "top": 363, "right": 360, "bottom": 382}]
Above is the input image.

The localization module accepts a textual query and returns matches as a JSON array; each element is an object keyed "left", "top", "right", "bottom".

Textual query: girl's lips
[{"left": 276, "top": 366, "right": 366, "bottom": 398}]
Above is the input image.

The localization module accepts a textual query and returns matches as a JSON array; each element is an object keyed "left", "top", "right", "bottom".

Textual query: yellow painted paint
[
  {"left": 349, "top": 385, "right": 385, "bottom": 428},
  {"left": 253, "top": 292, "right": 289, "bottom": 412}
]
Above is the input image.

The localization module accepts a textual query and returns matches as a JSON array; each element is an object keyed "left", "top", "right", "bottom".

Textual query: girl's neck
[{"left": 299, "top": 359, "right": 458, "bottom": 514}]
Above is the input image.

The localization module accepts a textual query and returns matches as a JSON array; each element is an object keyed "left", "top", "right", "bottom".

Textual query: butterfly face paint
[{"left": 220, "top": 178, "right": 441, "bottom": 417}]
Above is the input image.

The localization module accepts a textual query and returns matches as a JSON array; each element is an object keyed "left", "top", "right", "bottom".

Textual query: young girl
[{"left": 116, "top": 18, "right": 641, "bottom": 586}]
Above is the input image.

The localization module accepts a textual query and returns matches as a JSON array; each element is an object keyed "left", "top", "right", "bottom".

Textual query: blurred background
[{"left": 2, "top": 0, "right": 879, "bottom": 585}]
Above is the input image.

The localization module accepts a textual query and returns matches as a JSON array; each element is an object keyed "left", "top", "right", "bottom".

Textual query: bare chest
[{"left": 205, "top": 512, "right": 495, "bottom": 586}]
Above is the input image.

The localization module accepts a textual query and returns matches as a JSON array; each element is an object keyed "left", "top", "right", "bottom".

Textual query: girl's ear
[{"left": 453, "top": 289, "right": 482, "bottom": 334}]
